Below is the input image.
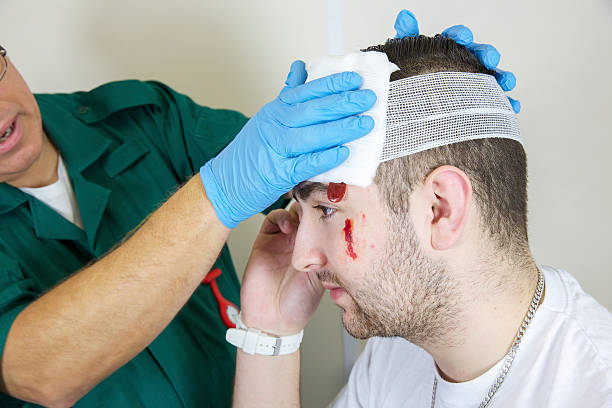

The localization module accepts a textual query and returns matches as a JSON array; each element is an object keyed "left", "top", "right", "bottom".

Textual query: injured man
[{"left": 230, "top": 35, "right": 612, "bottom": 407}]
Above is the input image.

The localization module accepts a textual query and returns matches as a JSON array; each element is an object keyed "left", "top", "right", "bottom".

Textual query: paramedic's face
[
  {"left": 292, "top": 182, "right": 455, "bottom": 343},
  {"left": 0, "top": 56, "right": 45, "bottom": 183}
]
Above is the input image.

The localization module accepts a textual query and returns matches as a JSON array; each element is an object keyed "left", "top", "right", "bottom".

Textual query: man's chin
[
  {"left": 340, "top": 307, "right": 380, "bottom": 340},
  {"left": 332, "top": 287, "right": 389, "bottom": 339}
]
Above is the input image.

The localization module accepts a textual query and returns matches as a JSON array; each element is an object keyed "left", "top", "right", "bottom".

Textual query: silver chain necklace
[{"left": 431, "top": 268, "right": 544, "bottom": 408}]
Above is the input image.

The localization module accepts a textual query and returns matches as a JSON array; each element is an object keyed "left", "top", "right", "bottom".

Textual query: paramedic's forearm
[
  {"left": 1, "top": 176, "right": 229, "bottom": 407},
  {"left": 233, "top": 350, "right": 301, "bottom": 408}
]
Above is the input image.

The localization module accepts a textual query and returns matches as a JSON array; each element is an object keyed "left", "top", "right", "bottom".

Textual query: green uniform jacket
[{"left": 0, "top": 80, "right": 281, "bottom": 407}]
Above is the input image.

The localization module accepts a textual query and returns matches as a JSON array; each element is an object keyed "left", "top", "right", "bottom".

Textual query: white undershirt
[{"left": 19, "top": 155, "right": 84, "bottom": 229}]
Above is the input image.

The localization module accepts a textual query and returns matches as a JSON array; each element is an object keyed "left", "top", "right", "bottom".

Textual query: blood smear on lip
[
  {"left": 327, "top": 182, "right": 347, "bottom": 203},
  {"left": 343, "top": 218, "right": 357, "bottom": 260}
]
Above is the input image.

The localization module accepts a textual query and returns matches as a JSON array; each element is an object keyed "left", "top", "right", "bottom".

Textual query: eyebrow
[{"left": 292, "top": 181, "right": 328, "bottom": 202}]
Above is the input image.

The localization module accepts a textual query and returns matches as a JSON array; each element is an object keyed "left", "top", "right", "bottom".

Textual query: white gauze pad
[{"left": 306, "top": 51, "right": 399, "bottom": 187}]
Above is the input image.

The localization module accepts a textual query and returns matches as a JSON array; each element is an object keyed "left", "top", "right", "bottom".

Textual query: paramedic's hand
[
  {"left": 394, "top": 9, "right": 521, "bottom": 113},
  {"left": 240, "top": 207, "right": 324, "bottom": 335},
  {"left": 200, "top": 61, "right": 376, "bottom": 228}
]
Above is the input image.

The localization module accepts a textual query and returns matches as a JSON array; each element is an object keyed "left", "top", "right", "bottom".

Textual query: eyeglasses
[{"left": 0, "top": 46, "right": 7, "bottom": 82}]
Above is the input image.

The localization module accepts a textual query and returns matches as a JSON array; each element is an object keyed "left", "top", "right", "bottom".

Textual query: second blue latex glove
[
  {"left": 200, "top": 61, "right": 376, "bottom": 229},
  {"left": 393, "top": 10, "right": 520, "bottom": 113}
]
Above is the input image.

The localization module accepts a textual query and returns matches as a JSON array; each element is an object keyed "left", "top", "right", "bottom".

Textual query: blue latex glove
[
  {"left": 200, "top": 61, "right": 376, "bottom": 228},
  {"left": 393, "top": 10, "right": 521, "bottom": 113}
]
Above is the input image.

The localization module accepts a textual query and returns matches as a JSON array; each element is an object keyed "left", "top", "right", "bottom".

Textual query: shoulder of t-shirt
[
  {"left": 345, "top": 337, "right": 431, "bottom": 405},
  {"left": 539, "top": 265, "right": 612, "bottom": 370}
]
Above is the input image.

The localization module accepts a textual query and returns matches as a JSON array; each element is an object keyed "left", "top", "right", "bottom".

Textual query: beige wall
[{"left": 2, "top": 1, "right": 611, "bottom": 406}]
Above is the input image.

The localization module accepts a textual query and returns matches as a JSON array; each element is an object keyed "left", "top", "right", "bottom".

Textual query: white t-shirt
[
  {"left": 333, "top": 266, "right": 612, "bottom": 407},
  {"left": 19, "top": 155, "right": 84, "bottom": 229}
]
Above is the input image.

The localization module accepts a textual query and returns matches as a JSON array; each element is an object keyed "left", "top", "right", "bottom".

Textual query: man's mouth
[
  {"left": 321, "top": 282, "right": 341, "bottom": 291},
  {"left": 0, "top": 120, "right": 16, "bottom": 143},
  {"left": 0, "top": 116, "right": 24, "bottom": 155},
  {"left": 320, "top": 281, "right": 347, "bottom": 302}
]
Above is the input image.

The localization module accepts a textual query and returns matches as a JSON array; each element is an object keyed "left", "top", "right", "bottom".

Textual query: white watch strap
[{"left": 225, "top": 314, "right": 303, "bottom": 356}]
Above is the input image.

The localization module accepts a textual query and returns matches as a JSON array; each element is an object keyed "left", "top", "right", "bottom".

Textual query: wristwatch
[{"left": 225, "top": 314, "right": 303, "bottom": 356}]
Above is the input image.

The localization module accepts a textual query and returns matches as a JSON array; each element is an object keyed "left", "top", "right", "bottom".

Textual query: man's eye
[{"left": 314, "top": 205, "right": 337, "bottom": 220}]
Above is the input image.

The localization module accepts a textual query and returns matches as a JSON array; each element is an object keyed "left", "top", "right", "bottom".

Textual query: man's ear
[{"left": 424, "top": 165, "right": 472, "bottom": 250}]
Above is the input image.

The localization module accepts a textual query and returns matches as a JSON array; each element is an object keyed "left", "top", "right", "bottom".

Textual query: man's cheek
[
  {"left": 340, "top": 212, "right": 375, "bottom": 261},
  {"left": 342, "top": 217, "right": 358, "bottom": 260},
  {"left": 359, "top": 212, "right": 377, "bottom": 250}
]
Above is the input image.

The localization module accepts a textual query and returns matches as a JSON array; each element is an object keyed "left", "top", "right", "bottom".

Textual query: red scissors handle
[{"left": 203, "top": 268, "right": 239, "bottom": 328}]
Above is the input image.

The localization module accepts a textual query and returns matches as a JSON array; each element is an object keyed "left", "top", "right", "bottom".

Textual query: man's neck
[
  {"left": 424, "top": 259, "right": 541, "bottom": 383},
  {"left": 8, "top": 133, "right": 59, "bottom": 188}
]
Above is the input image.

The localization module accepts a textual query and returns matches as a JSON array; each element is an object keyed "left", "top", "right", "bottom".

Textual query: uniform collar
[
  {"left": 0, "top": 184, "right": 27, "bottom": 215},
  {"left": 0, "top": 94, "right": 112, "bottom": 246},
  {"left": 0, "top": 185, "right": 87, "bottom": 242},
  {"left": 39, "top": 94, "right": 112, "bottom": 173}
]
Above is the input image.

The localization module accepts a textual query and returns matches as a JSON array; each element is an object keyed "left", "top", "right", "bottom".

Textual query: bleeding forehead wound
[{"left": 327, "top": 182, "right": 347, "bottom": 203}]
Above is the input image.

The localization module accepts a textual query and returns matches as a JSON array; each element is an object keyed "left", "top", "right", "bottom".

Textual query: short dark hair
[{"left": 369, "top": 35, "right": 529, "bottom": 255}]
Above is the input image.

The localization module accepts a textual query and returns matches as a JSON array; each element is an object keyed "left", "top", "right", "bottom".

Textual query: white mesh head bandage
[
  {"left": 381, "top": 71, "right": 521, "bottom": 162},
  {"left": 307, "top": 52, "right": 521, "bottom": 187}
]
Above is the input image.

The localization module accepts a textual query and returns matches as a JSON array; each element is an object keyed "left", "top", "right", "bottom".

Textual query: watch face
[{"left": 226, "top": 305, "right": 239, "bottom": 325}]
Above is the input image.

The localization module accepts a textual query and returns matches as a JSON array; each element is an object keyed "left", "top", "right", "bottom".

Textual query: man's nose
[{"left": 291, "top": 220, "right": 328, "bottom": 273}]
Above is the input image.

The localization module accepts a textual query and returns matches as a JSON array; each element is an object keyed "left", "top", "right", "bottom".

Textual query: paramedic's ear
[{"left": 422, "top": 165, "right": 472, "bottom": 250}]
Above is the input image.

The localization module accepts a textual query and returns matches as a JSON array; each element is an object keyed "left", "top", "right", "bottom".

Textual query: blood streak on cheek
[
  {"left": 327, "top": 182, "right": 347, "bottom": 203},
  {"left": 343, "top": 218, "right": 357, "bottom": 260}
]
